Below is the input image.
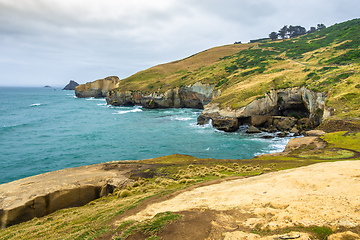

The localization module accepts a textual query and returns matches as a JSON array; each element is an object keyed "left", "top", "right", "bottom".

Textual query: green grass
[
  {"left": 104, "top": 19, "right": 360, "bottom": 117},
  {"left": 321, "top": 131, "right": 360, "bottom": 151},
  {"left": 138, "top": 212, "right": 181, "bottom": 236}
]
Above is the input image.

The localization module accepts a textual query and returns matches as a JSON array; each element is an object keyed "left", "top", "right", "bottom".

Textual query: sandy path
[{"left": 126, "top": 160, "right": 360, "bottom": 229}]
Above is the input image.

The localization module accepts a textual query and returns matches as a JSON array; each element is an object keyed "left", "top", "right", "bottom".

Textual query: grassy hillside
[{"left": 114, "top": 18, "right": 360, "bottom": 119}]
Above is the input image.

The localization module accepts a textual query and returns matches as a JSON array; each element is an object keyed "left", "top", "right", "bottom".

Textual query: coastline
[
  {"left": 1, "top": 130, "right": 359, "bottom": 239},
  {"left": 0, "top": 130, "right": 346, "bottom": 228}
]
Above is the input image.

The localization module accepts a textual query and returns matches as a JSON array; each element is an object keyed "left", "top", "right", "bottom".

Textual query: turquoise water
[{"left": 0, "top": 87, "right": 290, "bottom": 184}]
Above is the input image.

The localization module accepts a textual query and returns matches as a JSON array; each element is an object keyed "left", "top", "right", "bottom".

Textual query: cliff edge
[{"left": 75, "top": 76, "right": 121, "bottom": 98}]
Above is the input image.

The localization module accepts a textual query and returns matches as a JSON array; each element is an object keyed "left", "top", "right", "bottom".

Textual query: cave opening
[
  {"left": 238, "top": 117, "right": 252, "bottom": 126},
  {"left": 277, "top": 102, "right": 310, "bottom": 119}
]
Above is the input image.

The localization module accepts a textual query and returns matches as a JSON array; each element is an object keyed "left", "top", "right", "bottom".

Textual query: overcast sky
[{"left": 0, "top": 0, "right": 358, "bottom": 87}]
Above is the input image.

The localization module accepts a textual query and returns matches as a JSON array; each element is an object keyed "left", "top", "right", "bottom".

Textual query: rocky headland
[
  {"left": 74, "top": 76, "right": 121, "bottom": 98},
  {"left": 76, "top": 77, "right": 333, "bottom": 134},
  {"left": 106, "top": 81, "right": 220, "bottom": 109},
  {"left": 62, "top": 80, "right": 79, "bottom": 90}
]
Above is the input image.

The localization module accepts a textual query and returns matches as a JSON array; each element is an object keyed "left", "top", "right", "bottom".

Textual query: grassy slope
[
  {"left": 1, "top": 132, "right": 359, "bottom": 239},
  {"left": 113, "top": 18, "right": 360, "bottom": 120}
]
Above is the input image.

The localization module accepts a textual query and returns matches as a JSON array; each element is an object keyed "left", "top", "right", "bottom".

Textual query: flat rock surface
[
  {"left": 0, "top": 162, "right": 132, "bottom": 211},
  {"left": 125, "top": 160, "right": 360, "bottom": 230}
]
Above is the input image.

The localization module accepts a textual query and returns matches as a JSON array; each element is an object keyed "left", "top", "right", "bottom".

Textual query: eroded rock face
[
  {"left": 0, "top": 162, "right": 139, "bottom": 229},
  {"left": 198, "top": 87, "right": 329, "bottom": 132},
  {"left": 106, "top": 82, "right": 219, "bottom": 109},
  {"left": 75, "top": 76, "right": 121, "bottom": 98}
]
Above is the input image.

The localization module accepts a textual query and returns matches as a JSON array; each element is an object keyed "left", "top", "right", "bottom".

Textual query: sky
[{"left": 0, "top": 0, "right": 358, "bottom": 87}]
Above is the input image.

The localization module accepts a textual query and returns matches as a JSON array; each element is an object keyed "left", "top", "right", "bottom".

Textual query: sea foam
[
  {"left": 112, "top": 108, "right": 143, "bottom": 115},
  {"left": 30, "top": 103, "right": 42, "bottom": 107}
]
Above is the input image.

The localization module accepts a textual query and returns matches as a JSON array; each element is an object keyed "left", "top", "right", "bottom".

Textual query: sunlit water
[{"left": 0, "top": 87, "right": 291, "bottom": 184}]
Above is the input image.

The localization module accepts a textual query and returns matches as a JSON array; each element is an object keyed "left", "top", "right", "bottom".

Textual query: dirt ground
[{"left": 110, "top": 160, "right": 360, "bottom": 239}]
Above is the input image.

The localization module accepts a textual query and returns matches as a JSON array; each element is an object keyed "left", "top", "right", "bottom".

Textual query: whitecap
[
  {"left": 112, "top": 108, "right": 143, "bottom": 115},
  {"left": 86, "top": 97, "right": 106, "bottom": 101},
  {"left": 170, "top": 116, "right": 193, "bottom": 121},
  {"left": 30, "top": 103, "right": 42, "bottom": 107},
  {"left": 268, "top": 138, "right": 291, "bottom": 153},
  {"left": 97, "top": 103, "right": 107, "bottom": 106}
]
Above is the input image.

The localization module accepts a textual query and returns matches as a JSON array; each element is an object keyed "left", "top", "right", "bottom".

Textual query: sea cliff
[
  {"left": 76, "top": 76, "right": 332, "bottom": 133},
  {"left": 106, "top": 81, "right": 220, "bottom": 109},
  {"left": 197, "top": 87, "right": 332, "bottom": 132},
  {"left": 75, "top": 76, "right": 121, "bottom": 98}
]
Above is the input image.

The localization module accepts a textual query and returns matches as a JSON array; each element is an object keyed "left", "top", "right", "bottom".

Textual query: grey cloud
[{"left": 0, "top": 0, "right": 359, "bottom": 87}]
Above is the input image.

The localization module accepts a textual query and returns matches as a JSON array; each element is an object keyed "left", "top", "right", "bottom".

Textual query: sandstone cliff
[
  {"left": 0, "top": 162, "right": 140, "bottom": 229},
  {"left": 106, "top": 81, "right": 220, "bottom": 109},
  {"left": 75, "top": 76, "right": 121, "bottom": 98},
  {"left": 198, "top": 87, "right": 331, "bottom": 132}
]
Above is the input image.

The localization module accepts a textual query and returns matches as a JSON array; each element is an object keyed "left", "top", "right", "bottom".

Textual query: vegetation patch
[{"left": 115, "top": 212, "right": 181, "bottom": 240}]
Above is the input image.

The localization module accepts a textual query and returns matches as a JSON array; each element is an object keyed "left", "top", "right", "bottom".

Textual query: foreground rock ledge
[{"left": 0, "top": 162, "right": 141, "bottom": 229}]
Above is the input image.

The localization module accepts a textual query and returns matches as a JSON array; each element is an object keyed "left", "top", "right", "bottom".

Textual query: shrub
[{"left": 118, "top": 190, "right": 132, "bottom": 198}]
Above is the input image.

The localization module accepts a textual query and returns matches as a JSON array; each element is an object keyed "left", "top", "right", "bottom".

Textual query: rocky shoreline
[
  {"left": 75, "top": 77, "right": 335, "bottom": 135},
  {"left": 0, "top": 132, "right": 320, "bottom": 229}
]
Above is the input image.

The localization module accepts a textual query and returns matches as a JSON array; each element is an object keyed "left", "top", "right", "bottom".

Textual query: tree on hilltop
[
  {"left": 278, "top": 25, "right": 288, "bottom": 39},
  {"left": 269, "top": 23, "right": 325, "bottom": 41},
  {"left": 269, "top": 31, "right": 278, "bottom": 41},
  {"left": 288, "top": 25, "right": 307, "bottom": 38},
  {"left": 308, "top": 26, "right": 317, "bottom": 33},
  {"left": 317, "top": 23, "right": 326, "bottom": 30}
]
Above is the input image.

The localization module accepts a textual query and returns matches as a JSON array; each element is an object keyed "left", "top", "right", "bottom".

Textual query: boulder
[
  {"left": 62, "top": 80, "right": 79, "bottom": 90},
  {"left": 284, "top": 137, "right": 318, "bottom": 152},
  {"left": 305, "top": 130, "right": 326, "bottom": 136},
  {"left": 246, "top": 126, "right": 262, "bottom": 134},
  {"left": 290, "top": 127, "right": 300, "bottom": 135},
  {"left": 276, "top": 117, "right": 297, "bottom": 131},
  {"left": 212, "top": 117, "right": 239, "bottom": 132},
  {"left": 297, "top": 118, "right": 313, "bottom": 130}
]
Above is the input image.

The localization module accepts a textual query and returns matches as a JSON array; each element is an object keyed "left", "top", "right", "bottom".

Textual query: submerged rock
[{"left": 62, "top": 80, "right": 79, "bottom": 90}]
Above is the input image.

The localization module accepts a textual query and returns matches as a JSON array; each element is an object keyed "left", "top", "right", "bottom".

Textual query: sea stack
[{"left": 63, "top": 80, "right": 79, "bottom": 90}]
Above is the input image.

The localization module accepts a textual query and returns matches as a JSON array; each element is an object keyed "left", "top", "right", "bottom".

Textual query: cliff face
[
  {"left": 0, "top": 162, "right": 137, "bottom": 229},
  {"left": 75, "top": 76, "right": 121, "bottom": 98},
  {"left": 198, "top": 87, "right": 330, "bottom": 132},
  {"left": 106, "top": 82, "right": 220, "bottom": 109}
]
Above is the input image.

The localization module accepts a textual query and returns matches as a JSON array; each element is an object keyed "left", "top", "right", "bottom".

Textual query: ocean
[{"left": 0, "top": 87, "right": 291, "bottom": 184}]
